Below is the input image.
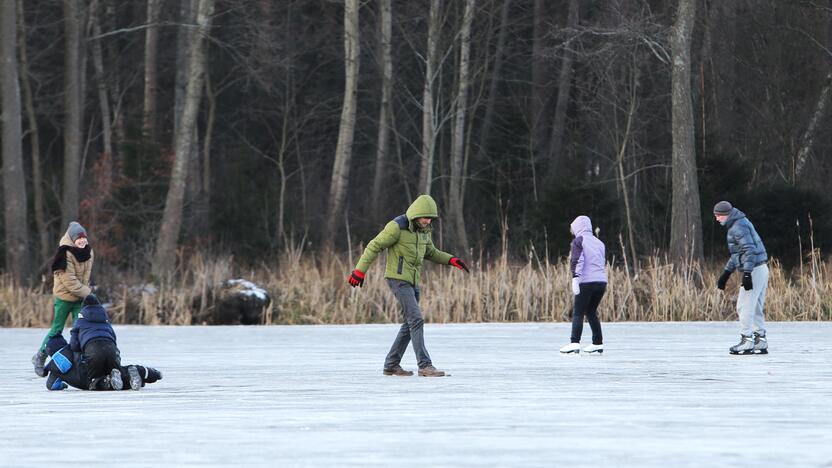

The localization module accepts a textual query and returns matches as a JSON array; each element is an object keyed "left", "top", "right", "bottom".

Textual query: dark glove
[
  {"left": 347, "top": 270, "right": 365, "bottom": 288},
  {"left": 716, "top": 270, "right": 732, "bottom": 290},
  {"left": 449, "top": 257, "right": 469, "bottom": 273},
  {"left": 741, "top": 272, "right": 753, "bottom": 291}
]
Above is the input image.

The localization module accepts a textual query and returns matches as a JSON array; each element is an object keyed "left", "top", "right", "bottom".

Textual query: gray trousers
[
  {"left": 384, "top": 279, "right": 432, "bottom": 369},
  {"left": 737, "top": 264, "right": 768, "bottom": 336}
]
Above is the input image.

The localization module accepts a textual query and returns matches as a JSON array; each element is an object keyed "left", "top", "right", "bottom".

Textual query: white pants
[{"left": 736, "top": 264, "right": 768, "bottom": 336}]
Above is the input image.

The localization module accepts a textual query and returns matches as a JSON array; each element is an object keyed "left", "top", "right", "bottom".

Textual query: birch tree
[
  {"left": 370, "top": 0, "right": 393, "bottom": 222},
  {"left": 418, "top": 0, "right": 442, "bottom": 195},
  {"left": 448, "top": 0, "right": 475, "bottom": 252},
  {"left": 324, "top": 0, "right": 360, "bottom": 248}
]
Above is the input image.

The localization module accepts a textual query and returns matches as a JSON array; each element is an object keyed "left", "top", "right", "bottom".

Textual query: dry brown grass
[{"left": 2, "top": 249, "right": 830, "bottom": 327}]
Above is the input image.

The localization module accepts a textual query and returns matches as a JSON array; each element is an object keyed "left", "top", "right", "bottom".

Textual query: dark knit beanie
[
  {"left": 68, "top": 222, "right": 87, "bottom": 242},
  {"left": 713, "top": 201, "right": 733, "bottom": 215}
]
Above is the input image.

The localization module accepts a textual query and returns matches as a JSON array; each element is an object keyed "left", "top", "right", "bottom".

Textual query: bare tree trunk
[
  {"left": 370, "top": 0, "right": 393, "bottom": 223},
  {"left": 90, "top": 2, "right": 113, "bottom": 161},
  {"left": 324, "top": 0, "right": 360, "bottom": 249},
  {"left": 62, "top": 0, "right": 84, "bottom": 227},
  {"left": 545, "top": 0, "right": 578, "bottom": 181},
  {"left": 152, "top": 0, "right": 214, "bottom": 279},
  {"left": 794, "top": 72, "right": 832, "bottom": 180},
  {"left": 530, "top": 0, "right": 548, "bottom": 161},
  {"left": 201, "top": 67, "right": 215, "bottom": 236},
  {"left": 617, "top": 64, "right": 639, "bottom": 273},
  {"left": 449, "top": 0, "right": 474, "bottom": 253},
  {"left": 2, "top": 0, "right": 31, "bottom": 283},
  {"left": 669, "top": 0, "right": 704, "bottom": 264},
  {"left": 17, "top": 0, "right": 49, "bottom": 263},
  {"left": 418, "top": 0, "right": 442, "bottom": 195},
  {"left": 476, "top": 0, "right": 511, "bottom": 162},
  {"left": 143, "top": 0, "right": 162, "bottom": 143}
]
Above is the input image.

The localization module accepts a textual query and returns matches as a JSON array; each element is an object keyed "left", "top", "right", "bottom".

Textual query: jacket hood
[
  {"left": 570, "top": 216, "right": 593, "bottom": 236},
  {"left": 79, "top": 304, "right": 110, "bottom": 323},
  {"left": 406, "top": 195, "right": 439, "bottom": 220},
  {"left": 722, "top": 208, "right": 746, "bottom": 227},
  {"left": 59, "top": 232, "right": 75, "bottom": 247}
]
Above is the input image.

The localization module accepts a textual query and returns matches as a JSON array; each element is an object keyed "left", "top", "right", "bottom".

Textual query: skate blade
[
  {"left": 754, "top": 349, "right": 769, "bottom": 355},
  {"left": 583, "top": 350, "right": 604, "bottom": 355},
  {"left": 729, "top": 350, "right": 754, "bottom": 355},
  {"left": 560, "top": 350, "right": 581, "bottom": 355}
]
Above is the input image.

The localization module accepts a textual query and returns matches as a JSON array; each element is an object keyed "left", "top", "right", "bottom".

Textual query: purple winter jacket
[{"left": 569, "top": 216, "right": 607, "bottom": 283}]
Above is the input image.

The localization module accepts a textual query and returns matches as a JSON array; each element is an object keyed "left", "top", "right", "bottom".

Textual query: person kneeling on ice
[
  {"left": 66, "top": 294, "right": 161, "bottom": 389},
  {"left": 713, "top": 201, "right": 769, "bottom": 355},
  {"left": 347, "top": 194, "right": 469, "bottom": 377},
  {"left": 43, "top": 334, "right": 162, "bottom": 391},
  {"left": 560, "top": 216, "right": 607, "bottom": 355}
]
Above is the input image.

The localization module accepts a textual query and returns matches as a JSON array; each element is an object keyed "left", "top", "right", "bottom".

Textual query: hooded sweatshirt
[
  {"left": 721, "top": 208, "right": 767, "bottom": 273},
  {"left": 354, "top": 194, "right": 453, "bottom": 286},
  {"left": 69, "top": 303, "right": 117, "bottom": 352},
  {"left": 569, "top": 216, "right": 607, "bottom": 284}
]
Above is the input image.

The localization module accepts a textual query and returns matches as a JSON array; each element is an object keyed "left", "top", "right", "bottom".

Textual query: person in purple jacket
[{"left": 560, "top": 215, "right": 607, "bottom": 355}]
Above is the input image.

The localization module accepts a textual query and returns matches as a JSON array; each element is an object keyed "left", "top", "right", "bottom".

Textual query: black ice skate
[
  {"left": 753, "top": 332, "right": 768, "bottom": 354},
  {"left": 729, "top": 335, "right": 755, "bottom": 355}
]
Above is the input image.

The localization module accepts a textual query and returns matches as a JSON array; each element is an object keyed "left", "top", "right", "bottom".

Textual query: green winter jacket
[{"left": 355, "top": 195, "right": 454, "bottom": 286}]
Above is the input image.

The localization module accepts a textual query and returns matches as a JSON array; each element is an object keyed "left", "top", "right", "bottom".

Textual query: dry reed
[{"left": 2, "top": 248, "right": 830, "bottom": 327}]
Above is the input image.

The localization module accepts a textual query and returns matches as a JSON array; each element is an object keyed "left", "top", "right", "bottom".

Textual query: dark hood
[
  {"left": 79, "top": 304, "right": 110, "bottom": 323},
  {"left": 722, "top": 208, "right": 746, "bottom": 227}
]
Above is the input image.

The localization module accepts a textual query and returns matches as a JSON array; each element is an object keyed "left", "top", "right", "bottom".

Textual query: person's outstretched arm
[
  {"left": 348, "top": 222, "right": 401, "bottom": 287},
  {"left": 424, "top": 240, "right": 468, "bottom": 272}
]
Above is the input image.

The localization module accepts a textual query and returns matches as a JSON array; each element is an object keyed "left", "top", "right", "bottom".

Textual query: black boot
[{"left": 143, "top": 367, "right": 163, "bottom": 384}]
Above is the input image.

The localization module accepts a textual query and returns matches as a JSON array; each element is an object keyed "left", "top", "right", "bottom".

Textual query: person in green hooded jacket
[{"left": 348, "top": 195, "right": 469, "bottom": 377}]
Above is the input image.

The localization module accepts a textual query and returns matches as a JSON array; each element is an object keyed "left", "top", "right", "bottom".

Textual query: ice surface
[{"left": 2, "top": 322, "right": 831, "bottom": 467}]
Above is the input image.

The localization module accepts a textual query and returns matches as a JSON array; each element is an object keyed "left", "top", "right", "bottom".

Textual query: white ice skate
[
  {"left": 582, "top": 344, "right": 604, "bottom": 354},
  {"left": 559, "top": 343, "right": 581, "bottom": 354}
]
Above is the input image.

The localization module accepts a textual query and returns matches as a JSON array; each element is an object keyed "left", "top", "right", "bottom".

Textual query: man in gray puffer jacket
[{"left": 714, "top": 201, "right": 769, "bottom": 355}]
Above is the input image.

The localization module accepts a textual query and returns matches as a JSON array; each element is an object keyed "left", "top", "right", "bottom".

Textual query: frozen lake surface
[{"left": 2, "top": 322, "right": 831, "bottom": 467}]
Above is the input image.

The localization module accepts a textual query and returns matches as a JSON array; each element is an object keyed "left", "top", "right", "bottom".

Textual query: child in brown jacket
[{"left": 32, "top": 222, "right": 94, "bottom": 376}]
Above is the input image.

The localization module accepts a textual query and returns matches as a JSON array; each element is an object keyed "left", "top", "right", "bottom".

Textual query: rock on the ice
[{"left": 192, "top": 279, "right": 273, "bottom": 325}]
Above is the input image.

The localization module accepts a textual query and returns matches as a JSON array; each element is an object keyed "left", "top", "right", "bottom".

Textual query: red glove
[
  {"left": 348, "top": 269, "right": 365, "bottom": 287},
  {"left": 449, "top": 257, "right": 469, "bottom": 273}
]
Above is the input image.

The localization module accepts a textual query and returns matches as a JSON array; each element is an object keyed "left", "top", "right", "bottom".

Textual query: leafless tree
[
  {"left": 152, "top": 0, "right": 214, "bottom": 278},
  {"left": 2, "top": 0, "right": 31, "bottom": 283},
  {"left": 669, "top": 0, "right": 703, "bottom": 264},
  {"left": 324, "top": 0, "right": 360, "bottom": 248},
  {"left": 448, "top": 0, "right": 475, "bottom": 252},
  {"left": 370, "top": 0, "right": 393, "bottom": 223},
  {"left": 61, "top": 0, "right": 85, "bottom": 227},
  {"left": 16, "top": 0, "right": 49, "bottom": 263}
]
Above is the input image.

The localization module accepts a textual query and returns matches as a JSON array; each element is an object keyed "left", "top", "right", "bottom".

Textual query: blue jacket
[
  {"left": 722, "top": 208, "right": 767, "bottom": 273},
  {"left": 70, "top": 303, "right": 117, "bottom": 352}
]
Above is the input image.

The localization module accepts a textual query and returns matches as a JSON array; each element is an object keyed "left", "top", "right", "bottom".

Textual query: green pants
[{"left": 39, "top": 298, "right": 83, "bottom": 352}]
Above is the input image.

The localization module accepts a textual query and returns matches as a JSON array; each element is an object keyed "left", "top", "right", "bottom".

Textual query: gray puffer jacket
[{"left": 722, "top": 208, "right": 767, "bottom": 273}]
